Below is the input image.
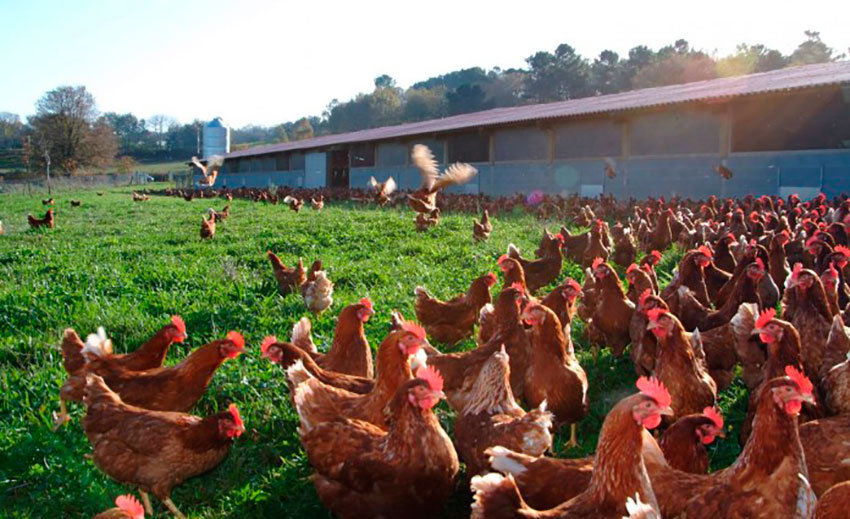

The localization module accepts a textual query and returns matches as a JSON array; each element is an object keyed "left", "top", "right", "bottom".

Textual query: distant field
[
  {"left": 132, "top": 160, "right": 190, "bottom": 174},
  {"left": 0, "top": 187, "right": 749, "bottom": 518}
]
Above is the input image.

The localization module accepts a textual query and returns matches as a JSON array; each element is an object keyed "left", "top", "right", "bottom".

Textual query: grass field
[{"left": 0, "top": 187, "right": 749, "bottom": 518}]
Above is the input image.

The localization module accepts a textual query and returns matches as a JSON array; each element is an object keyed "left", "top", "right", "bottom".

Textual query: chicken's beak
[
  {"left": 660, "top": 406, "right": 675, "bottom": 416},
  {"left": 716, "top": 429, "right": 727, "bottom": 439},
  {"left": 434, "top": 390, "right": 447, "bottom": 401},
  {"left": 800, "top": 393, "right": 817, "bottom": 405},
  {"left": 646, "top": 320, "right": 658, "bottom": 331}
]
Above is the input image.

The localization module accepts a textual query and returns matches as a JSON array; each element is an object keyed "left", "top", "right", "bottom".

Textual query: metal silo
[{"left": 202, "top": 117, "right": 230, "bottom": 158}]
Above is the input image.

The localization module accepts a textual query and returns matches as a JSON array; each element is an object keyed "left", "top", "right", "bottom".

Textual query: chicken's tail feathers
[
  {"left": 291, "top": 317, "right": 317, "bottom": 353},
  {"left": 507, "top": 243, "right": 521, "bottom": 259},
  {"left": 414, "top": 286, "right": 429, "bottom": 299},
  {"left": 470, "top": 472, "right": 525, "bottom": 519},
  {"left": 731, "top": 302, "right": 759, "bottom": 338},
  {"left": 283, "top": 196, "right": 296, "bottom": 204},
  {"left": 479, "top": 303, "right": 494, "bottom": 323},
  {"left": 486, "top": 446, "right": 532, "bottom": 476}
]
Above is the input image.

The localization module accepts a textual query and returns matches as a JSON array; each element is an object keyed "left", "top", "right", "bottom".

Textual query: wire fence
[{"left": 0, "top": 171, "right": 191, "bottom": 194}]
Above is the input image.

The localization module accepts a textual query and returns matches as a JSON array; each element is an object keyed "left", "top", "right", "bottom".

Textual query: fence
[{"left": 0, "top": 171, "right": 190, "bottom": 194}]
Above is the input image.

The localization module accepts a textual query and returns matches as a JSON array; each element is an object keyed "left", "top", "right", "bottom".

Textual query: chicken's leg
[
  {"left": 139, "top": 490, "right": 154, "bottom": 516},
  {"left": 566, "top": 423, "right": 579, "bottom": 449},
  {"left": 162, "top": 497, "right": 187, "bottom": 519},
  {"left": 52, "top": 399, "right": 70, "bottom": 431}
]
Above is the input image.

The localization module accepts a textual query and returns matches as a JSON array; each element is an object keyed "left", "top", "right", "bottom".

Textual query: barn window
[
  {"left": 376, "top": 143, "right": 407, "bottom": 166},
  {"left": 631, "top": 109, "right": 721, "bottom": 156},
  {"left": 731, "top": 88, "right": 850, "bottom": 152},
  {"left": 494, "top": 127, "right": 547, "bottom": 161},
  {"left": 448, "top": 132, "right": 489, "bottom": 163},
  {"left": 275, "top": 153, "right": 290, "bottom": 171},
  {"left": 290, "top": 153, "right": 305, "bottom": 170},
  {"left": 350, "top": 143, "right": 375, "bottom": 167},
  {"left": 554, "top": 120, "right": 621, "bottom": 159}
]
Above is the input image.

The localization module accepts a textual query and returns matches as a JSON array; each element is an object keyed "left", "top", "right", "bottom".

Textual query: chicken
[
  {"left": 629, "top": 289, "right": 666, "bottom": 376},
  {"left": 800, "top": 414, "right": 850, "bottom": 497},
  {"left": 822, "top": 315, "right": 850, "bottom": 415},
  {"left": 783, "top": 263, "right": 834, "bottom": 381},
  {"left": 646, "top": 208, "right": 674, "bottom": 253},
  {"left": 474, "top": 209, "right": 493, "bottom": 241},
  {"left": 262, "top": 336, "right": 374, "bottom": 394},
  {"left": 91, "top": 494, "right": 145, "bottom": 519},
  {"left": 267, "top": 251, "right": 306, "bottom": 295},
  {"left": 310, "top": 195, "right": 324, "bottom": 211},
  {"left": 612, "top": 228, "right": 637, "bottom": 268},
  {"left": 73, "top": 332, "right": 244, "bottom": 413},
  {"left": 301, "top": 266, "right": 334, "bottom": 314},
  {"left": 409, "top": 143, "right": 477, "bottom": 214},
  {"left": 211, "top": 203, "right": 230, "bottom": 222},
  {"left": 586, "top": 258, "right": 635, "bottom": 358},
  {"left": 43, "top": 197, "right": 54, "bottom": 205},
  {"left": 283, "top": 195, "right": 304, "bottom": 212},
  {"left": 290, "top": 298, "right": 375, "bottom": 378},
  {"left": 28, "top": 208, "right": 54, "bottom": 229},
  {"left": 82, "top": 374, "right": 244, "bottom": 519},
  {"left": 643, "top": 367, "right": 816, "bottom": 519},
  {"left": 131, "top": 192, "right": 149, "bottom": 202},
  {"left": 521, "top": 303, "right": 588, "bottom": 447},
  {"left": 815, "top": 481, "right": 850, "bottom": 519},
  {"left": 414, "top": 273, "right": 497, "bottom": 346},
  {"left": 199, "top": 211, "right": 215, "bottom": 239},
  {"left": 368, "top": 175, "right": 396, "bottom": 206},
  {"left": 658, "top": 407, "right": 724, "bottom": 474},
  {"left": 288, "top": 322, "right": 428, "bottom": 428},
  {"left": 499, "top": 255, "right": 528, "bottom": 293},
  {"left": 645, "top": 309, "right": 717, "bottom": 418},
  {"left": 559, "top": 227, "right": 589, "bottom": 264},
  {"left": 190, "top": 155, "right": 223, "bottom": 187},
  {"left": 54, "top": 318, "right": 189, "bottom": 429},
  {"left": 625, "top": 264, "right": 655, "bottom": 306},
  {"left": 661, "top": 247, "right": 713, "bottom": 307},
  {"left": 414, "top": 207, "right": 441, "bottom": 231},
  {"left": 507, "top": 241, "right": 564, "bottom": 293},
  {"left": 470, "top": 376, "right": 672, "bottom": 519},
  {"left": 582, "top": 220, "right": 611, "bottom": 269},
  {"left": 70, "top": 199, "right": 82, "bottom": 207},
  {"left": 297, "top": 366, "right": 458, "bottom": 519},
  {"left": 540, "top": 278, "right": 582, "bottom": 331},
  {"left": 454, "top": 346, "right": 553, "bottom": 476}
]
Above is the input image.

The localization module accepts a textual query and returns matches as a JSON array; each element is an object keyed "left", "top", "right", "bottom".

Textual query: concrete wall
[{"left": 304, "top": 152, "right": 326, "bottom": 188}]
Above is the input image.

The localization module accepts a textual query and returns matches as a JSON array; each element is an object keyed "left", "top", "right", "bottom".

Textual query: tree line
[{"left": 0, "top": 31, "right": 845, "bottom": 177}]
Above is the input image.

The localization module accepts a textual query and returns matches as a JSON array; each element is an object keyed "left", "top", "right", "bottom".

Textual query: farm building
[{"left": 203, "top": 61, "right": 850, "bottom": 199}]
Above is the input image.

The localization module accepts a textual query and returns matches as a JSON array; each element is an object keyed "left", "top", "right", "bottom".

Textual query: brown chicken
[
  {"left": 267, "top": 251, "right": 306, "bottom": 295},
  {"left": 499, "top": 255, "right": 528, "bottom": 293},
  {"left": 470, "top": 376, "right": 672, "bottom": 519},
  {"left": 581, "top": 220, "right": 610, "bottom": 269},
  {"left": 297, "top": 366, "right": 458, "bottom": 519},
  {"left": 815, "top": 481, "right": 850, "bottom": 519},
  {"left": 76, "top": 331, "right": 244, "bottom": 413},
  {"left": 82, "top": 374, "right": 244, "bottom": 519},
  {"left": 801, "top": 414, "right": 850, "bottom": 497},
  {"left": 559, "top": 227, "right": 589, "bottom": 264},
  {"left": 662, "top": 247, "right": 713, "bottom": 307},
  {"left": 507, "top": 241, "right": 564, "bottom": 293},
  {"left": 368, "top": 175, "right": 397, "bottom": 206},
  {"left": 521, "top": 303, "right": 588, "bottom": 447},
  {"left": 646, "top": 208, "right": 674, "bottom": 253},
  {"left": 290, "top": 298, "right": 374, "bottom": 378},
  {"left": 28, "top": 208, "right": 54, "bottom": 229},
  {"left": 288, "top": 322, "right": 428, "bottom": 428},
  {"left": 131, "top": 192, "right": 149, "bottom": 202},
  {"left": 310, "top": 195, "right": 324, "bottom": 211},
  {"left": 190, "top": 155, "right": 223, "bottom": 187},
  {"left": 454, "top": 346, "right": 553, "bottom": 476},
  {"left": 822, "top": 315, "right": 850, "bottom": 414},
  {"left": 474, "top": 209, "right": 493, "bottom": 241},
  {"left": 261, "top": 336, "right": 374, "bottom": 394},
  {"left": 409, "top": 143, "right": 477, "bottom": 214},
  {"left": 612, "top": 228, "right": 637, "bottom": 268},
  {"left": 540, "top": 278, "right": 582, "bottom": 331},
  {"left": 658, "top": 407, "right": 724, "bottom": 474},
  {"left": 783, "top": 263, "right": 834, "bottom": 381},
  {"left": 586, "top": 258, "right": 634, "bottom": 358},
  {"left": 646, "top": 309, "right": 717, "bottom": 418},
  {"left": 415, "top": 273, "right": 496, "bottom": 346},
  {"left": 629, "top": 289, "right": 666, "bottom": 376},
  {"left": 283, "top": 195, "right": 304, "bottom": 212},
  {"left": 301, "top": 262, "right": 334, "bottom": 314},
  {"left": 199, "top": 212, "right": 215, "bottom": 239},
  {"left": 625, "top": 264, "right": 655, "bottom": 306}
]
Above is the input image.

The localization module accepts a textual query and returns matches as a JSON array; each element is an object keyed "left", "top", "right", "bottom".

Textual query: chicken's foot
[
  {"left": 163, "top": 497, "right": 187, "bottom": 519},
  {"left": 565, "top": 423, "right": 579, "bottom": 448},
  {"left": 139, "top": 490, "right": 154, "bottom": 515},
  {"left": 52, "top": 399, "right": 70, "bottom": 431}
]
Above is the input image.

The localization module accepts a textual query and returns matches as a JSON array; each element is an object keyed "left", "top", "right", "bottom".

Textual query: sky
[{"left": 1, "top": 0, "right": 849, "bottom": 128}]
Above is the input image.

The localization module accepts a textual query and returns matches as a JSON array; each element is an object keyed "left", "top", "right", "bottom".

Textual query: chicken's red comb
[
  {"left": 749, "top": 211, "right": 759, "bottom": 222},
  {"left": 566, "top": 278, "right": 581, "bottom": 292},
  {"left": 806, "top": 235, "right": 820, "bottom": 248},
  {"left": 636, "top": 376, "right": 671, "bottom": 408},
  {"left": 792, "top": 262, "right": 803, "bottom": 280},
  {"left": 497, "top": 254, "right": 509, "bottom": 264},
  {"left": 781, "top": 230, "right": 791, "bottom": 238},
  {"left": 594, "top": 218, "right": 604, "bottom": 227},
  {"left": 401, "top": 320, "right": 426, "bottom": 340},
  {"left": 115, "top": 494, "right": 144, "bottom": 519},
  {"left": 726, "top": 233, "right": 736, "bottom": 241},
  {"left": 646, "top": 307, "right": 667, "bottom": 322},
  {"left": 639, "top": 288, "right": 653, "bottom": 307},
  {"left": 784, "top": 365, "right": 813, "bottom": 396},
  {"left": 650, "top": 250, "right": 662, "bottom": 262},
  {"left": 359, "top": 297, "right": 373, "bottom": 312},
  {"left": 226, "top": 331, "right": 245, "bottom": 349},
  {"left": 755, "top": 257, "right": 765, "bottom": 271},
  {"left": 416, "top": 364, "right": 444, "bottom": 392},
  {"left": 486, "top": 272, "right": 498, "bottom": 284},
  {"left": 260, "top": 336, "right": 277, "bottom": 357},
  {"left": 592, "top": 257, "right": 605, "bottom": 270},
  {"left": 228, "top": 403, "right": 244, "bottom": 429},
  {"left": 510, "top": 282, "right": 525, "bottom": 293},
  {"left": 703, "top": 407, "right": 724, "bottom": 429},
  {"left": 696, "top": 245, "right": 713, "bottom": 258},
  {"left": 170, "top": 315, "right": 186, "bottom": 335},
  {"left": 755, "top": 308, "right": 776, "bottom": 330},
  {"left": 835, "top": 245, "right": 850, "bottom": 257},
  {"left": 626, "top": 263, "right": 638, "bottom": 274}
]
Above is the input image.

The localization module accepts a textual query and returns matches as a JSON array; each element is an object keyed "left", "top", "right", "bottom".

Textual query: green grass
[{"left": 0, "top": 188, "right": 748, "bottom": 518}]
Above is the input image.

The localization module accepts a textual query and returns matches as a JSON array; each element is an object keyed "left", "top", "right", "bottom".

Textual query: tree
[
  {"left": 590, "top": 50, "right": 630, "bottom": 95},
  {"left": 274, "top": 124, "right": 290, "bottom": 143},
  {"left": 524, "top": 43, "right": 591, "bottom": 102},
  {"left": 27, "top": 86, "right": 117, "bottom": 174},
  {"left": 116, "top": 155, "right": 138, "bottom": 174},
  {"left": 630, "top": 41, "right": 716, "bottom": 88},
  {"left": 374, "top": 74, "right": 396, "bottom": 89},
  {"left": 403, "top": 87, "right": 449, "bottom": 121},
  {"left": 369, "top": 84, "right": 403, "bottom": 127},
  {"left": 446, "top": 84, "right": 494, "bottom": 115},
  {"left": 292, "top": 118, "right": 314, "bottom": 140},
  {"left": 789, "top": 30, "right": 844, "bottom": 65},
  {"left": 716, "top": 44, "right": 787, "bottom": 76},
  {"left": 148, "top": 114, "right": 176, "bottom": 149}
]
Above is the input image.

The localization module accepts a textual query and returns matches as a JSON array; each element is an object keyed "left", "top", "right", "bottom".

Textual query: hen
[
  {"left": 658, "top": 407, "right": 724, "bottom": 474},
  {"left": 800, "top": 414, "right": 850, "bottom": 497},
  {"left": 822, "top": 315, "right": 850, "bottom": 414},
  {"left": 815, "top": 481, "right": 850, "bottom": 519},
  {"left": 297, "top": 366, "right": 458, "bottom": 519},
  {"left": 302, "top": 262, "right": 334, "bottom": 314},
  {"left": 454, "top": 345, "right": 553, "bottom": 476},
  {"left": 91, "top": 494, "right": 145, "bottom": 519},
  {"left": 367, "top": 175, "right": 396, "bottom": 206},
  {"left": 28, "top": 208, "right": 54, "bottom": 229},
  {"left": 262, "top": 336, "right": 374, "bottom": 394},
  {"left": 474, "top": 209, "right": 493, "bottom": 241},
  {"left": 540, "top": 278, "right": 582, "bottom": 331},
  {"left": 783, "top": 263, "right": 834, "bottom": 381},
  {"left": 267, "top": 251, "right": 306, "bottom": 295},
  {"left": 586, "top": 258, "right": 635, "bottom": 358},
  {"left": 82, "top": 374, "right": 244, "bottom": 519},
  {"left": 199, "top": 211, "right": 215, "bottom": 239},
  {"left": 310, "top": 195, "right": 324, "bottom": 211},
  {"left": 409, "top": 143, "right": 477, "bottom": 214},
  {"left": 414, "top": 272, "right": 496, "bottom": 346},
  {"left": 283, "top": 195, "right": 304, "bottom": 212},
  {"left": 190, "top": 155, "right": 223, "bottom": 187},
  {"left": 470, "top": 376, "right": 671, "bottom": 519},
  {"left": 507, "top": 240, "right": 564, "bottom": 293}
]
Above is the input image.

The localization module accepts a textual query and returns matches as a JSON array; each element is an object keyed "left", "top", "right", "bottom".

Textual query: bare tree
[{"left": 148, "top": 114, "right": 176, "bottom": 149}]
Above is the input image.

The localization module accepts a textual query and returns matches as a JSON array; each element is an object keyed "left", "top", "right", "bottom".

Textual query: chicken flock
[{"left": 16, "top": 144, "right": 850, "bottom": 518}]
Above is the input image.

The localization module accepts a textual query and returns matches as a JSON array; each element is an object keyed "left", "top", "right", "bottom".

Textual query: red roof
[{"left": 225, "top": 61, "right": 850, "bottom": 160}]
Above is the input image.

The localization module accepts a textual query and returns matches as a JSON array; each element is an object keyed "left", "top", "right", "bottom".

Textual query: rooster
[
  {"left": 27, "top": 208, "right": 54, "bottom": 229},
  {"left": 199, "top": 211, "right": 215, "bottom": 239},
  {"left": 267, "top": 251, "right": 306, "bottom": 295},
  {"left": 283, "top": 195, "right": 304, "bottom": 212},
  {"left": 454, "top": 346, "right": 553, "bottom": 476},
  {"left": 470, "top": 376, "right": 672, "bottom": 519},
  {"left": 409, "top": 143, "right": 477, "bottom": 214},
  {"left": 301, "top": 262, "right": 334, "bottom": 314},
  {"left": 368, "top": 175, "right": 397, "bottom": 206},
  {"left": 92, "top": 494, "right": 145, "bottom": 519},
  {"left": 414, "top": 272, "right": 496, "bottom": 346},
  {"left": 82, "top": 374, "right": 243, "bottom": 519},
  {"left": 191, "top": 155, "right": 224, "bottom": 187},
  {"left": 474, "top": 209, "right": 493, "bottom": 241},
  {"left": 297, "top": 366, "right": 458, "bottom": 519}
]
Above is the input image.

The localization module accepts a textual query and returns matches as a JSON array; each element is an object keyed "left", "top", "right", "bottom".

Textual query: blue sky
[{"left": 2, "top": 0, "right": 849, "bottom": 127}]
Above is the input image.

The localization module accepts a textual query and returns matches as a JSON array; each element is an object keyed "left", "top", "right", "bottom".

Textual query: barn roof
[{"left": 225, "top": 61, "right": 850, "bottom": 160}]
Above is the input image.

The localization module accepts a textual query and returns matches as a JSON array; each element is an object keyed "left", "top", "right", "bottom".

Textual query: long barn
[{"left": 206, "top": 61, "right": 850, "bottom": 199}]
